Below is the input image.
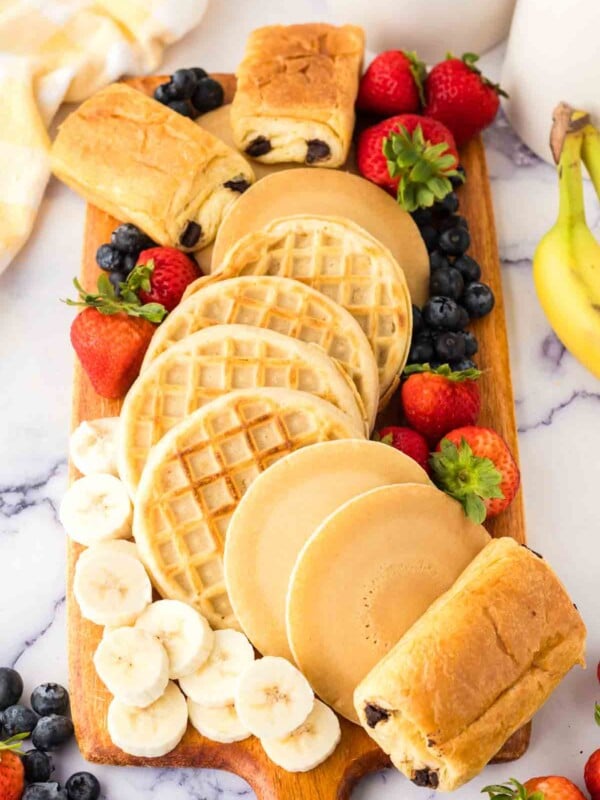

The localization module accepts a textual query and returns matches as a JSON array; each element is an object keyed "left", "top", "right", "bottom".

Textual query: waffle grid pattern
[{"left": 135, "top": 390, "right": 361, "bottom": 629}]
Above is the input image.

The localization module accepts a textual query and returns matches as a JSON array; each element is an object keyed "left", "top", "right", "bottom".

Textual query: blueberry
[
  {"left": 450, "top": 164, "right": 466, "bottom": 188},
  {"left": 0, "top": 668, "right": 23, "bottom": 710},
  {"left": 31, "top": 684, "right": 69, "bottom": 717},
  {"left": 167, "top": 99, "right": 195, "bottom": 118},
  {"left": 419, "top": 224, "right": 439, "bottom": 252},
  {"left": 108, "top": 270, "right": 127, "bottom": 296},
  {"left": 190, "top": 67, "right": 208, "bottom": 82},
  {"left": 32, "top": 715, "right": 74, "bottom": 750},
  {"left": 23, "top": 750, "right": 54, "bottom": 783},
  {"left": 439, "top": 214, "right": 468, "bottom": 233},
  {"left": 438, "top": 225, "right": 471, "bottom": 256},
  {"left": 429, "top": 250, "right": 450, "bottom": 272},
  {"left": 191, "top": 77, "right": 224, "bottom": 113},
  {"left": 65, "top": 772, "right": 101, "bottom": 800},
  {"left": 434, "top": 331, "right": 466, "bottom": 363},
  {"left": 462, "top": 282, "right": 495, "bottom": 318},
  {"left": 2, "top": 704, "right": 38, "bottom": 736},
  {"left": 456, "top": 305, "right": 470, "bottom": 330},
  {"left": 435, "top": 191, "right": 459, "bottom": 215},
  {"left": 110, "top": 223, "right": 153, "bottom": 255},
  {"left": 430, "top": 266, "right": 464, "bottom": 301},
  {"left": 451, "top": 358, "right": 477, "bottom": 371},
  {"left": 95, "top": 244, "right": 122, "bottom": 272},
  {"left": 407, "top": 331, "right": 434, "bottom": 364},
  {"left": 412, "top": 305, "right": 423, "bottom": 334},
  {"left": 454, "top": 254, "right": 481, "bottom": 283},
  {"left": 459, "top": 330, "right": 479, "bottom": 357},
  {"left": 23, "top": 783, "right": 67, "bottom": 800},
  {"left": 153, "top": 81, "right": 180, "bottom": 103},
  {"left": 422, "top": 296, "right": 462, "bottom": 331},
  {"left": 171, "top": 68, "right": 197, "bottom": 98},
  {"left": 121, "top": 253, "right": 138, "bottom": 275},
  {"left": 411, "top": 208, "right": 433, "bottom": 228}
]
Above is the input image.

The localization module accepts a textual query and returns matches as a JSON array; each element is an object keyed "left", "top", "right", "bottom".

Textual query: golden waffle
[
  {"left": 119, "top": 324, "right": 366, "bottom": 497},
  {"left": 133, "top": 388, "right": 365, "bottom": 630},
  {"left": 142, "top": 276, "right": 379, "bottom": 429},
  {"left": 186, "top": 215, "right": 412, "bottom": 405}
]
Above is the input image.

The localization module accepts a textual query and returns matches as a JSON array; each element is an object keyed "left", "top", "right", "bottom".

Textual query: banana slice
[
  {"left": 60, "top": 474, "right": 132, "bottom": 545},
  {"left": 94, "top": 627, "right": 169, "bottom": 708},
  {"left": 135, "top": 600, "right": 214, "bottom": 680},
  {"left": 187, "top": 697, "right": 251, "bottom": 744},
  {"left": 108, "top": 681, "right": 188, "bottom": 758},
  {"left": 70, "top": 417, "right": 120, "bottom": 476},
  {"left": 74, "top": 548, "right": 151, "bottom": 627},
  {"left": 179, "top": 629, "right": 254, "bottom": 708},
  {"left": 261, "top": 699, "right": 341, "bottom": 772},
  {"left": 235, "top": 656, "right": 314, "bottom": 739},
  {"left": 77, "top": 539, "right": 138, "bottom": 567}
]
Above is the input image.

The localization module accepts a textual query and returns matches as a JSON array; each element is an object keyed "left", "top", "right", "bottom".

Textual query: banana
[
  {"left": 59, "top": 474, "right": 132, "bottom": 545},
  {"left": 234, "top": 655, "right": 314, "bottom": 740},
  {"left": 107, "top": 680, "right": 188, "bottom": 758},
  {"left": 135, "top": 600, "right": 214, "bottom": 680},
  {"left": 77, "top": 539, "right": 138, "bottom": 566},
  {"left": 70, "top": 417, "right": 120, "bottom": 477},
  {"left": 179, "top": 629, "right": 254, "bottom": 708},
  {"left": 533, "top": 104, "right": 600, "bottom": 379},
  {"left": 260, "top": 699, "right": 341, "bottom": 773},
  {"left": 187, "top": 698, "right": 251, "bottom": 744},
  {"left": 74, "top": 547, "right": 151, "bottom": 627},
  {"left": 94, "top": 627, "right": 169, "bottom": 708}
]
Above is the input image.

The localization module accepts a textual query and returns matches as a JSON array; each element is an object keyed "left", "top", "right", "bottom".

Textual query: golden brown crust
[
  {"left": 50, "top": 83, "right": 254, "bottom": 251},
  {"left": 354, "top": 537, "right": 586, "bottom": 791},
  {"left": 231, "top": 23, "right": 364, "bottom": 167}
]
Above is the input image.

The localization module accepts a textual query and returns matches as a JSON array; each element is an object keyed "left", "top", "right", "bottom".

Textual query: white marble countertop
[{"left": 1, "top": 1, "right": 599, "bottom": 798}]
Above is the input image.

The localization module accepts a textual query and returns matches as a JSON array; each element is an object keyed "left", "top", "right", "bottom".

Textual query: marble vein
[
  {"left": 10, "top": 595, "right": 66, "bottom": 670},
  {"left": 518, "top": 389, "right": 600, "bottom": 432}
]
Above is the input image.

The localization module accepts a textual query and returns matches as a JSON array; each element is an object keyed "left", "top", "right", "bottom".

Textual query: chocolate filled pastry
[
  {"left": 51, "top": 83, "right": 254, "bottom": 251},
  {"left": 231, "top": 23, "right": 364, "bottom": 168},
  {"left": 354, "top": 537, "right": 586, "bottom": 792}
]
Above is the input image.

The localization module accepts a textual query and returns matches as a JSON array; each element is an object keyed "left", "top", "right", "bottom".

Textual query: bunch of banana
[{"left": 533, "top": 103, "right": 600, "bottom": 378}]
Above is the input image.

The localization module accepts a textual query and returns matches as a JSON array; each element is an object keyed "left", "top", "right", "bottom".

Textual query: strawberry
[
  {"left": 65, "top": 273, "right": 166, "bottom": 399},
  {"left": 356, "top": 113, "right": 461, "bottom": 211},
  {"left": 136, "top": 247, "right": 199, "bottom": 312},
  {"left": 357, "top": 51, "right": 425, "bottom": 116},
  {"left": 400, "top": 364, "right": 480, "bottom": 444},
  {"left": 483, "top": 776, "right": 587, "bottom": 800},
  {"left": 0, "top": 734, "right": 26, "bottom": 800},
  {"left": 431, "top": 425, "right": 520, "bottom": 523},
  {"left": 424, "top": 53, "right": 507, "bottom": 146},
  {"left": 585, "top": 749, "right": 600, "bottom": 799},
  {"left": 376, "top": 426, "right": 430, "bottom": 474}
]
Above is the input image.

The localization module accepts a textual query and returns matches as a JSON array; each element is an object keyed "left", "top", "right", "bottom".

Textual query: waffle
[
  {"left": 119, "top": 324, "right": 366, "bottom": 497},
  {"left": 133, "top": 388, "right": 364, "bottom": 629},
  {"left": 142, "top": 276, "right": 379, "bottom": 429},
  {"left": 188, "top": 215, "right": 412, "bottom": 404}
]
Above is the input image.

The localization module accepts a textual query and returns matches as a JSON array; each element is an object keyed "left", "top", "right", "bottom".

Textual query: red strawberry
[
  {"left": 585, "top": 749, "right": 600, "bottom": 799},
  {"left": 400, "top": 364, "right": 480, "bottom": 444},
  {"left": 484, "top": 776, "right": 587, "bottom": 800},
  {"left": 424, "top": 53, "right": 507, "bottom": 146},
  {"left": 432, "top": 425, "right": 520, "bottom": 523},
  {"left": 0, "top": 735, "right": 25, "bottom": 800},
  {"left": 65, "top": 274, "right": 166, "bottom": 399},
  {"left": 357, "top": 51, "right": 425, "bottom": 116},
  {"left": 137, "top": 247, "right": 199, "bottom": 311},
  {"left": 356, "top": 113, "right": 460, "bottom": 211},
  {"left": 377, "top": 426, "right": 430, "bottom": 474}
]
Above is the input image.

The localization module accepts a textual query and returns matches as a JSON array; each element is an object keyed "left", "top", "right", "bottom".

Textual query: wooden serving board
[{"left": 67, "top": 74, "right": 530, "bottom": 797}]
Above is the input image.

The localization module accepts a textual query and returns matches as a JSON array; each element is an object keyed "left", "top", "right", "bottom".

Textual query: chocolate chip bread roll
[
  {"left": 231, "top": 23, "right": 364, "bottom": 168},
  {"left": 51, "top": 83, "right": 254, "bottom": 251},
  {"left": 354, "top": 537, "right": 586, "bottom": 792}
]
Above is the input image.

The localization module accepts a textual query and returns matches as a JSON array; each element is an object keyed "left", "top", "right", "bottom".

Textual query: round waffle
[
  {"left": 186, "top": 215, "right": 412, "bottom": 405},
  {"left": 119, "top": 324, "right": 366, "bottom": 497},
  {"left": 133, "top": 387, "right": 365, "bottom": 630},
  {"left": 142, "top": 276, "right": 379, "bottom": 429}
]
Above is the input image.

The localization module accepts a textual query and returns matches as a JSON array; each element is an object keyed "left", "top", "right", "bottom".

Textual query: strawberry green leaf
[
  {"left": 63, "top": 272, "right": 167, "bottom": 324},
  {"left": 482, "top": 779, "right": 543, "bottom": 800},
  {"left": 403, "top": 363, "right": 482, "bottom": 382},
  {"left": 459, "top": 51, "right": 509, "bottom": 98},
  {"left": 406, "top": 51, "right": 426, "bottom": 107},
  {"left": 595, "top": 701, "right": 600, "bottom": 725},
  {"left": 430, "top": 438, "right": 503, "bottom": 523}
]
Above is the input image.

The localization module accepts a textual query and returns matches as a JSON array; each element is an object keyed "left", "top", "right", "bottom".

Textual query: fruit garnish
[
  {"left": 485, "top": 777, "right": 588, "bottom": 800},
  {"left": 482, "top": 779, "right": 543, "bottom": 800},
  {"left": 383, "top": 124, "right": 463, "bottom": 211},
  {"left": 135, "top": 246, "right": 200, "bottom": 312},
  {"left": 404, "top": 362, "right": 481, "bottom": 381},
  {"left": 64, "top": 270, "right": 166, "bottom": 323},
  {"left": 596, "top": 701, "right": 600, "bottom": 725},
  {"left": 357, "top": 50, "right": 426, "bottom": 116},
  {"left": 375, "top": 426, "right": 430, "bottom": 473},
  {"left": 585, "top": 748, "right": 600, "bottom": 798}
]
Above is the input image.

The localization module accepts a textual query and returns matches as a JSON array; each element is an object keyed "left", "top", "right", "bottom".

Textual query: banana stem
[
  {"left": 582, "top": 124, "right": 600, "bottom": 199},
  {"left": 557, "top": 131, "right": 587, "bottom": 229}
]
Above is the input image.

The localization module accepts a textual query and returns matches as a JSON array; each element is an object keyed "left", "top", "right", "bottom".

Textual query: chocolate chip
[
  {"left": 412, "top": 768, "right": 439, "bottom": 789},
  {"left": 179, "top": 221, "right": 202, "bottom": 248},
  {"left": 223, "top": 177, "right": 250, "bottom": 193},
  {"left": 364, "top": 703, "right": 390, "bottom": 728},
  {"left": 246, "top": 136, "right": 272, "bottom": 157},
  {"left": 306, "top": 139, "right": 331, "bottom": 164}
]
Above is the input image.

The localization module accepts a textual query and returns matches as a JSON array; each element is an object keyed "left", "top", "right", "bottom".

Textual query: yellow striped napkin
[{"left": 0, "top": 0, "right": 207, "bottom": 273}]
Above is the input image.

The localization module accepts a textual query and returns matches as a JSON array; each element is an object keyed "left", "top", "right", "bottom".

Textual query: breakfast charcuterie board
[{"left": 66, "top": 74, "right": 530, "bottom": 798}]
